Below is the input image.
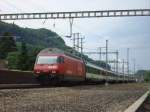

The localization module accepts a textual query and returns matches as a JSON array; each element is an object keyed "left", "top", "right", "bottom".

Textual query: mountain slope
[{"left": 0, "top": 21, "right": 66, "bottom": 48}]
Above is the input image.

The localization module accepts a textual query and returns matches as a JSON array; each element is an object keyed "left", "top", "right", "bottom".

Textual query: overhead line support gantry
[{"left": 0, "top": 9, "right": 150, "bottom": 20}]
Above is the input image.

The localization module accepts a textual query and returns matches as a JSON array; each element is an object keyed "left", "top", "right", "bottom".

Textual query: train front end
[
  {"left": 34, "top": 54, "right": 64, "bottom": 84},
  {"left": 34, "top": 55, "right": 59, "bottom": 75}
]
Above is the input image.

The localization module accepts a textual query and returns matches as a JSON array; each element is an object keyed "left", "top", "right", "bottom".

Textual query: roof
[{"left": 38, "top": 48, "right": 82, "bottom": 60}]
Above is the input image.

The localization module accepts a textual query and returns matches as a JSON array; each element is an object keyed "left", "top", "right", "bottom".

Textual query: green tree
[
  {"left": 28, "top": 48, "right": 41, "bottom": 70},
  {"left": 0, "top": 32, "right": 17, "bottom": 59},
  {"left": 144, "top": 71, "right": 150, "bottom": 82},
  {"left": 7, "top": 52, "right": 19, "bottom": 69},
  {"left": 136, "top": 70, "right": 150, "bottom": 82},
  {"left": 17, "top": 41, "right": 29, "bottom": 70}
]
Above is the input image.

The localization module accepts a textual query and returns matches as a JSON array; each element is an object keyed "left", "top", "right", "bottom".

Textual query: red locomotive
[{"left": 34, "top": 48, "right": 86, "bottom": 84}]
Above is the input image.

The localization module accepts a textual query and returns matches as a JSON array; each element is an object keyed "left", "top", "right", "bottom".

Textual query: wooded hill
[
  {"left": 0, "top": 21, "right": 66, "bottom": 49},
  {"left": 0, "top": 21, "right": 110, "bottom": 70}
]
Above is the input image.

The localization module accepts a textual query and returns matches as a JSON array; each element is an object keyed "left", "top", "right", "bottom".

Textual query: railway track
[
  {"left": 0, "top": 81, "right": 106, "bottom": 89},
  {"left": 0, "top": 84, "right": 42, "bottom": 89}
]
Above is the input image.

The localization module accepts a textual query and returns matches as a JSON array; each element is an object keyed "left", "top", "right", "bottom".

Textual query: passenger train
[{"left": 34, "top": 48, "right": 136, "bottom": 84}]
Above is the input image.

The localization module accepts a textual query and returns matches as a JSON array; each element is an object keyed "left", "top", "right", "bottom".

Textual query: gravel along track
[{"left": 0, "top": 83, "right": 149, "bottom": 112}]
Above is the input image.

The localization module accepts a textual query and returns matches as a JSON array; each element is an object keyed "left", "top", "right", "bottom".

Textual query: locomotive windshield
[{"left": 37, "top": 56, "right": 58, "bottom": 64}]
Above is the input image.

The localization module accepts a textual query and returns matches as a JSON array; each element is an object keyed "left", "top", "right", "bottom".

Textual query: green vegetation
[
  {"left": 0, "top": 32, "right": 17, "bottom": 59},
  {"left": 144, "top": 71, "right": 150, "bottom": 82},
  {"left": 0, "top": 32, "right": 41, "bottom": 70},
  {"left": 7, "top": 42, "right": 41, "bottom": 71},
  {"left": 136, "top": 70, "right": 150, "bottom": 82},
  {"left": 17, "top": 42, "right": 29, "bottom": 70},
  {"left": 7, "top": 52, "right": 19, "bottom": 69}
]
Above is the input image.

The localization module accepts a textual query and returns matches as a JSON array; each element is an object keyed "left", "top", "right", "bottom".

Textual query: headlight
[
  {"left": 48, "top": 65, "right": 58, "bottom": 69},
  {"left": 36, "top": 71, "right": 40, "bottom": 73}
]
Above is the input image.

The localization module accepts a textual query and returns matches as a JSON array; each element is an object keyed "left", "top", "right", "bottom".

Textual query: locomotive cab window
[
  {"left": 37, "top": 56, "right": 58, "bottom": 64},
  {"left": 58, "top": 56, "right": 64, "bottom": 64}
]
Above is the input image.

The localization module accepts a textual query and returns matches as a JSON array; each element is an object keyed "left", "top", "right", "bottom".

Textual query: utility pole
[
  {"left": 133, "top": 58, "right": 136, "bottom": 80},
  {"left": 80, "top": 36, "right": 85, "bottom": 59},
  {"left": 122, "top": 59, "right": 125, "bottom": 80},
  {"left": 116, "top": 50, "right": 119, "bottom": 74},
  {"left": 98, "top": 47, "right": 106, "bottom": 65},
  {"left": 72, "top": 32, "right": 80, "bottom": 51},
  {"left": 69, "top": 18, "right": 74, "bottom": 38},
  {"left": 105, "top": 40, "right": 108, "bottom": 85},
  {"left": 127, "top": 48, "right": 130, "bottom": 76},
  {"left": 72, "top": 33, "right": 76, "bottom": 50},
  {"left": 76, "top": 33, "right": 80, "bottom": 52},
  {"left": 99, "top": 47, "right": 102, "bottom": 61},
  {"left": 122, "top": 59, "right": 125, "bottom": 75},
  {"left": 133, "top": 59, "right": 136, "bottom": 74},
  {"left": 71, "top": 33, "right": 84, "bottom": 58},
  {"left": 106, "top": 40, "right": 108, "bottom": 70},
  {"left": 114, "top": 59, "right": 116, "bottom": 72},
  {"left": 99, "top": 47, "right": 102, "bottom": 66}
]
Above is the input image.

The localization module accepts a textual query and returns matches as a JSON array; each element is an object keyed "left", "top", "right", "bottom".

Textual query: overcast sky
[{"left": 0, "top": 0, "right": 150, "bottom": 71}]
